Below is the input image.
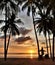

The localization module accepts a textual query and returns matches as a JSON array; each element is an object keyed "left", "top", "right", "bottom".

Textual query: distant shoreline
[
  {"left": 0, "top": 58, "right": 55, "bottom": 65},
  {"left": 0, "top": 53, "right": 37, "bottom": 54}
]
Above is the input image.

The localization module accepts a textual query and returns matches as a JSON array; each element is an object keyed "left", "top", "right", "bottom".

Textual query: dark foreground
[{"left": 0, "top": 58, "right": 55, "bottom": 65}]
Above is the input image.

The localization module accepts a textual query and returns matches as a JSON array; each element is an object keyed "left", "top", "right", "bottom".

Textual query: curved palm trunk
[
  {"left": 4, "top": 2, "right": 7, "bottom": 61},
  {"left": 4, "top": 31, "right": 7, "bottom": 61},
  {"left": 6, "top": 31, "right": 11, "bottom": 58},
  {"left": 48, "top": 34, "right": 52, "bottom": 58},
  {"left": 32, "top": 6, "right": 40, "bottom": 57},
  {"left": 45, "top": 35, "right": 49, "bottom": 55},
  {"left": 52, "top": 34, "right": 54, "bottom": 61},
  {"left": 34, "top": 25, "right": 40, "bottom": 57}
]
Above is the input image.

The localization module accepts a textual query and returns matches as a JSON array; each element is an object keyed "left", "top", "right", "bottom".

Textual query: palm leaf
[
  {"left": 0, "top": 2, "right": 5, "bottom": 10},
  {"left": 17, "top": 0, "right": 26, "bottom": 5},
  {"left": 42, "top": 0, "right": 50, "bottom": 6},
  {"left": 46, "top": 4, "right": 52, "bottom": 16},
  {"left": 1, "top": 24, "right": 9, "bottom": 32},
  {"left": 22, "top": 1, "right": 28, "bottom": 11},
  {"left": 12, "top": 24, "right": 20, "bottom": 35},
  {"left": 0, "top": 20, "right": 4, "bottom": 23},
  {"left": 34, "top": 19, "right": 42, "bottom": 26},
  {"left": 10, "top": 0, "right": 18, "bottom": 11},
  {"left": 10, "top": 27, "right": 16, "bottom": 35},
  {"left": 27, "top": 6, "right": 31, "bottom": 16}
]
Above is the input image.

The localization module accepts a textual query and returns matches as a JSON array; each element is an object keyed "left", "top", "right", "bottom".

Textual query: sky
[{"left": 0, "top": 4, "right": 53, "bottom": 58}]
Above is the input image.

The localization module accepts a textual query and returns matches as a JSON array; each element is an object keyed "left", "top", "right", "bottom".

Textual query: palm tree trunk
[
  {"left": 4, "top": 31, "right": 7, "bottom": 61},
  {"left": 48, "top": 34, "right": 52, "bottom": 58},
  {"left": 34, "top": 25, "right": 40, "bottom": 57},
  {"left": 6, "top": 31, "right": 11, "bottom": 58},
  {"left": 4, "top": 2, "right": 7, "bottom": 61},
  {"left": 32, "top": 6, "right": 40, "bottom": 57},
  {"left": 45, "top": 35, "right": 49, "bottom": 55},
  {"left": 52, "top": 34, "right": 54, "bottom": 61}
]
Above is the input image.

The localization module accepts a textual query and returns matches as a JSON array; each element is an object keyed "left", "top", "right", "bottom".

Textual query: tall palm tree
[
  {"left": 51, "top": 8, "right": 55, "bottom": 61},
  {"left": 35, "top": 19, "right": 49, "bottom": 55},
  {"left": 22, "top": 0, "right": 40, "bottom": 57},
  {"left": 48, "top": 32, "right": 52, "bottom": 58},
  {"left": 0, "top": 12, "right": 24, "bottom": 60},
  {"left": 48, "top": 0, "right": 55, "bottom": 60},
  {"left": 34, "top": 2, "right": 53, "bottom": 57},
  {"left": 0, "top": 0, "right": 24, "bottom": 61},
  {"left": 32, "top": 6, "right": 40, "bottom": 58},
  {"left": 0, "top": 0, "right": 17, "bottom": 61}
]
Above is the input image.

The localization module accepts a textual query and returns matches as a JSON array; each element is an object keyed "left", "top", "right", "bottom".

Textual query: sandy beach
[{"left": 0, "top": 58, "right": 55, "bottom": 65}]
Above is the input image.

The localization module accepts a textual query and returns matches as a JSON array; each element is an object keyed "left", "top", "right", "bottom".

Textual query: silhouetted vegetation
[{"left": 0, "top": 0, "right": 55, "bottom": 61}]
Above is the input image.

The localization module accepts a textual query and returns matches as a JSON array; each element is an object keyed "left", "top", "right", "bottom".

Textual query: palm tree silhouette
[
  {"left": 0, "top": 0, "right": 24, "bottom": 61},
  {"left": 0, "top": 12, "right": 24, "bottom": 60},
  {"left": 51, "top": 8, "right": 55, "bottom": 61},
  {"left": 22, "top": 0, "right": 40, "bottom": 57},
  {"left": 43, "top": 0, "right": 55, "bottom": 61},
  {"left": 34, "top": 1, "right": 53, "bottom": 58}
]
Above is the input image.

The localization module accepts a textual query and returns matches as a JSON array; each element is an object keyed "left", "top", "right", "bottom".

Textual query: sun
[
  {"left": 28, "top": 50, "right": 35, "bottom": 59},
  {"left": 29, "top": 50, "right": 35, "bottom": 54}
]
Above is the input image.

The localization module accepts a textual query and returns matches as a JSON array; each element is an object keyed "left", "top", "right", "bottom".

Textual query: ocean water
[{"left": 0, "top": 53, "right": 38, "bottom": 58}]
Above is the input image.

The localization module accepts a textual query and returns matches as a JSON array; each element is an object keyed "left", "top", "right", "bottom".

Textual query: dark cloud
[
  {"left": 18, "top": 27, "right": 32, "bottom": 35},
  {"left": 15, "top": 36, "right": 32, "bottom": 43},
  {"left": 0, "top": 27, "right": 32, "bottom": 38}
]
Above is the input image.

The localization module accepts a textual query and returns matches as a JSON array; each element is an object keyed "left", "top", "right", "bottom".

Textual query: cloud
[
  {"left": 18, "top": 27, "right": 32, "bottom": 35},
  {"left": 15, "top": 36, "right": 32, "bottom": 43},
  {"left": 0, "top": 27, "right": 32, "bottom": 38},
  {"left": 14, "top": 36, "right": 36, "bottom": 46},
  {"left": 15, "top": 36, "right": 32, "bottom": 44}
]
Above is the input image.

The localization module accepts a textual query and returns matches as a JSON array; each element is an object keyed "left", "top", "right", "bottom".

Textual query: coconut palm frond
[
  {"left": 10, "top": 0, "right": 18, "bottom": 11},
  {"left": 22, "top": 1, "right": 28, "bottom": 11},
  {"left": 27, "top": 6, "right": 31, "bottom": 16},
  {"left": 42, "top": 0, "right": 50, "bottom": 6},
  {"left": 0, "top": 2, "right": 5, "bottom": 11},
  {"left": 15, "top": 0, "right": 26, "bottom": 5},
  {"left": 10, "top": 27, "right": 16, "bottom": 35},
  {"left": 12, "top": 23, "right": 20, "bottom": 35},
  {"left": 37, "top": 25, "right": 43, "bottom": 35},
  {"left": 0, "top": 20, "right": 4, "bottom": 23},
  {"left": 46, "top": 4, "right": 52, "bottom": 16},
  {"left": 34, "top": 19, "right": 42, "bottom": 26},
  {"left": 1, "top": 24, "right": 9, "bottom": 32}
]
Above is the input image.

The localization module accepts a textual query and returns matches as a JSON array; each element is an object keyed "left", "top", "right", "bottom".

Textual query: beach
[{"left": 0, "top": 58, "right": 55, "bottom": 65}]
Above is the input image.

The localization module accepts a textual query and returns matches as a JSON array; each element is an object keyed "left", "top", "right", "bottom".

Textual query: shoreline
[{"left": 0, "top": 58, "right": 55, "bottom": 65}]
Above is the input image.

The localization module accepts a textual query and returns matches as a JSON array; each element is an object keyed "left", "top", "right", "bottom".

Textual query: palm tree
[
  {"left": 48, "top": 31, "right": 52, "bottom": 58},
  {"left": 0, "top": 0, "right": 17, "bottom": 61},
  {"left": 48, "top": 0, "right": 55, "bottom": 61},
  {"left": 51, "top": 0, "right": 55, "bottom": 60},
  {"left": 32, "top": 6, "right": 40, "bottom": 58},
  {"left": 0, "top": 0, "right": 24, "bottom": 61},
  {"left": 22, "top": 0, "right": 40, "bottom": 57},
  {"left": 35, "top": 19, "right": 49, "bottom": 55},
  {"left": 34, "top": 2, "right": 53, "bottom": 57},
  {"left": 0, "top": 12, "right": 24, "bottom": 60},
  {"left": 51, "top": 9, "right": 55, "bottom": 61}
]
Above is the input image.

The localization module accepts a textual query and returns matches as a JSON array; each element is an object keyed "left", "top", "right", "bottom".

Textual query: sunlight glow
[
  {"left": 30, "top": 54, "right": 33, "bottom": 59},
  {"left": 15, "top": 35, "right": 19, "bottom": 38},
  {"left": 29, "top": 50, "right": 35, "bottom": 53},
  {"left": 28, "top": 50, "right": 35, "bottom": 59}
]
